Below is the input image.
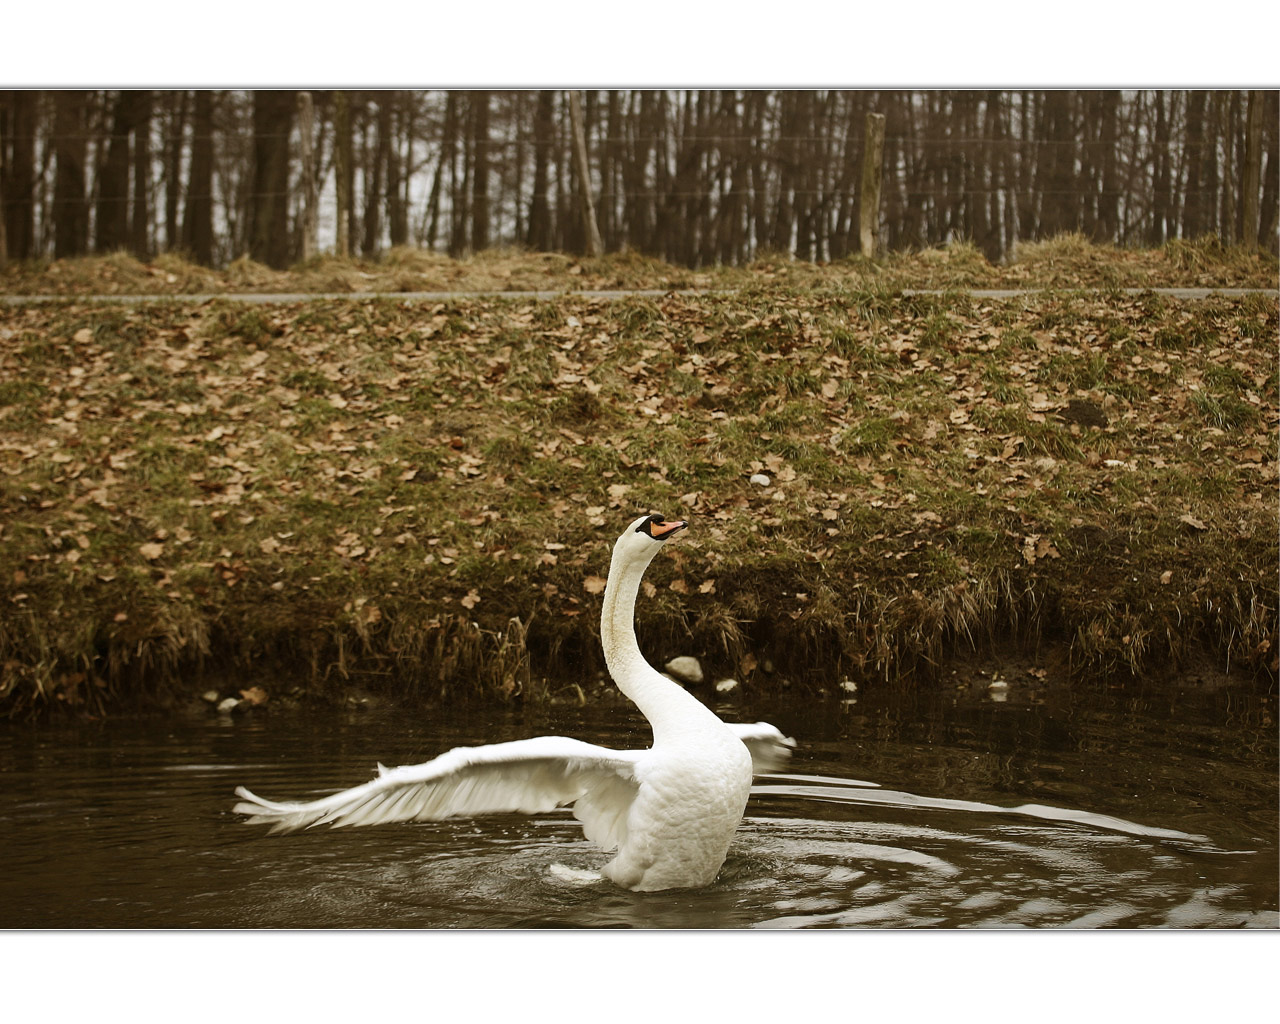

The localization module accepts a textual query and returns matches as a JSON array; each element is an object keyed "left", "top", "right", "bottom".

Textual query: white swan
[{"left": 233, "top": 513, "right": 795, "bottom": 891}]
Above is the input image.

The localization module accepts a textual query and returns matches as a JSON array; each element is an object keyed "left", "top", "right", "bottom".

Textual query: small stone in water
[
  {"left": 664, "top": 656, "right": 704, "bottom": 684},
  {"left": 749, "top": 473, "right": 771, "bottom": 487},
  {"left": 216, "top": 697, "right": 240, "bottom": 713},
  {"left": 988, "top": 679, "right": 1010, "bottom": 691},
  {"left": 714, "top": 678, "right": 739, "bottom": 694},
  {"left": 201, "top": 690, "right": 220, "bottom": 704}
]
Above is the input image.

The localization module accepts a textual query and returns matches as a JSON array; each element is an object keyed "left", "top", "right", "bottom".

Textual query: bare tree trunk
[
  {"left": 1149, "top": 91, "right": 1171, "bottom": 245},
  {"left": 831, "top": 93, "right": 861, "bottom": 259},
  {"left": 691, "top": 90, "right": 716, "bottom": 266},
  {"left": 601, "top": 90, "right": 622, "bottom": 249},
  {"left": 772, "top": 91, "right": 797, "bottom": 252},
  {"left": 512, "top": 93, "right": 527, "bottom": 243},
  {"left": 386, "top": 93, "right": 408, "bottom": 248},
  {"left": 554, "top": 95, "right": 572, "bottom": 252},
  {"left": 334, "top": 90, "right": 351, "bottom": 257},
  {"left": 1168, "top": 91, "right": 1187, "bottom": 234},
  {"left": 794, "top": 91, "right": 816, "bottom": 261},
  {"left": 297, "top": 91, "right": 317, "bottom": 260},
  {"left": 54, "top": 90, "right": 90, "bottom": 258},
  {"left": 1230, "top": 90, "right": 1246, "bottom": 242},
  {"left": 1181, "top": 91, "right": 1207, "bottom": 238},
  {"left": 1241, "top": 89, "right": 1263, "bottom": 250},
  {"left": 182, "top": 90, "right": 215, "bottom": 264},
  {"left": 131, "top": 90, "right": 152, "bottom": 258},
  {"left": 1218, "top": 92, "right": 1238, "bottom": 244},
  {"left": 1000, "top": 94, "right": 1018, "bottom": 257},
  {"left": 1204, "top": 92, "right": 1223, "bottom": 237},
  {"left": 426, "top": 95, "right": 452, "bottom": 250},
  {"left": 980, "top": 90, "right": 1005, "bottom": 260},
  {"left": 746, "top": 91, "right": 770, "bottom": 258},
  {"left": 880, "top": 94, "right": 900, "bottom": 251},
  {"left": 1016, "top": 91, "right": 1037, "bottom": 241},
  {"left": 567, "top": 90, "right": 602, "bottom": 256},
  {"left": 629, "top": 90, "right": 660, "bottom": 253},
  {"left": 859, "top": 111, "right": 886, "bottom": 257},
  {"left": 1037, "top": 90, "right": 1075, "bottom": 238},
  {"left": 928, "top": 94, "right": 948, "bottom": 243},
  {"left": 471, "top": 90, "right": 490, "bottom": 252},
  {"left": 95, "top": 91, "right": 133, "bottom": 252},
  {"left": 363, "top": 94, "right": 389, "bottom": 256},
  {"left": 1, "top": 92, "right": 37, "bottom": 259},
  {"left": 716, "top": 90, "right": 749, "bottom": 264},
  {"left": 526, "top": 90, "right": 553, "bottom": 250},
  {"left": 248, "top": 89, "right": 295, "bottom": 268},
  {"left": 449, "top": 92, "right": 471, "bottom": 256},
  {"left": 163, "top": 91, "right": 187, "bottom": 252},
  {"left": 900, "top": 93, "right": 926, "bottom": 246},
  {"left": 1259, "top": 91, "right": 1279, "bottom": 254}
]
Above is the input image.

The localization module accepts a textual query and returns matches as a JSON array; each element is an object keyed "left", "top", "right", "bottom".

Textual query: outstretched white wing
[
  {"left": 726, "top": 721, "right": 796, "bottom": 774},
  {"left": 234, "top": 735, "right": 643, "bottom": 851}
]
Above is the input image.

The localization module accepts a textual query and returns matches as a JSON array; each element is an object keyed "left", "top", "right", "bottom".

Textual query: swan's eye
[{"left": 635, "top": 514, "right": 663, "bottom": 536}]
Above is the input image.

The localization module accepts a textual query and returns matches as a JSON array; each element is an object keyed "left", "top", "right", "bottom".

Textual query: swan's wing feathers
[
  {"left": 726, "top": 721, "right": 797, "bottom": 774},
  {"left": 234, "top": 736, "right": 641, "bottom": 836},
  {"left": 571, "top": 772, "right": 638, "bottom": 852}
]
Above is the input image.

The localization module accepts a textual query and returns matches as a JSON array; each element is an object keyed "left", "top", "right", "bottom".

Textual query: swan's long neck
[{"left": 600, "top": 543, "right": 720, "bottom": 744}]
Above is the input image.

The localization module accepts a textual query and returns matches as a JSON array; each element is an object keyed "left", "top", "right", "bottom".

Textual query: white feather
[{"left": 234, "top": 736, "right": 641, "bottom": 842}]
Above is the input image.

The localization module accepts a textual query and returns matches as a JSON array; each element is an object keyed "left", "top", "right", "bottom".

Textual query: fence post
[
  {"left": 860, "top": 112, "right": 886, "bottom": 258},
  {"left": 568, "top": 90, "right": 603, "bottom": 257},
  {"left": 1242, "top": 90, "right": 1263, "bottom": 251}
]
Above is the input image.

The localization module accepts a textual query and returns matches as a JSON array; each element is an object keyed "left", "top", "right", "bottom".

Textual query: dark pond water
[{"left": 1, "top": 676, "right": 1275, "bottom": 929}]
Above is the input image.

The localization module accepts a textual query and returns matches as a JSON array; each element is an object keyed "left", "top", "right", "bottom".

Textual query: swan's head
[{"left": 613, "top": 513, "right": 688, "bottom": 565}]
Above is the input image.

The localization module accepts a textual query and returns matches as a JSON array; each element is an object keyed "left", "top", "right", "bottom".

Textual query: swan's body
[{"left": 234, "top": 514, "right": 794, "bottom": 891}]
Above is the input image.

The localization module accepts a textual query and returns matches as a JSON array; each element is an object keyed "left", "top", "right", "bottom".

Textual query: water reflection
[{"left": 0, "top": 678, "right": 1275, "bottom": 928}]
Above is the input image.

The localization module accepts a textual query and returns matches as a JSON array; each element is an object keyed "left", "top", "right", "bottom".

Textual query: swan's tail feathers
[
  {"left": 549, "top": 863, "right": 604, "bottom": 886},
  {"left": 727, "top": 722, "right": 798, "bottom": 774}
]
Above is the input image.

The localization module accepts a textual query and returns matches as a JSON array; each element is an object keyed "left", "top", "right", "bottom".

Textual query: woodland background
[{"left": 1, "top": 89, "right": 1277, "bottom": 272}]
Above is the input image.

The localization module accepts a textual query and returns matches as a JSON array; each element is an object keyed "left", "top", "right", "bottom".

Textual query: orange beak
[{"left": 650, "top": 519, "right": 688, "bottom": 539}]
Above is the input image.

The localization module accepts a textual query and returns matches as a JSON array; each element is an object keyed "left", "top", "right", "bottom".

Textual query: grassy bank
[
  {"left": 1, "top": 234, "right": 1277, "bottom": 297},
  {"left": 1, "top": 248, "right": 1277, "bottom": 716}
]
